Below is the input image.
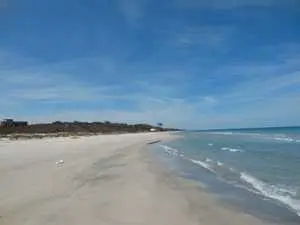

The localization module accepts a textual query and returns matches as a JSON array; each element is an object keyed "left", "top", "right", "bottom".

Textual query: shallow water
[{"left": 152, "top": 127, "right": 300, "bottom": 224}]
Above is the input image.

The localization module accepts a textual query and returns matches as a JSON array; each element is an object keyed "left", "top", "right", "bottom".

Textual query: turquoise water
[{"left": 155, "top": 127, "right": 300, "bottom": 223}]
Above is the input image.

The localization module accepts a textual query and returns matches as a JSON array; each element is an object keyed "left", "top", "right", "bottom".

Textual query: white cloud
[
  {"left": 219, "top": 71, "right": 300, "bottom": 102},
  {"left": 1, "top": 43, "right": 300, "bottom": 129},
  {"left": 0, "top": 59, "right": 122, "bottom": 104}
]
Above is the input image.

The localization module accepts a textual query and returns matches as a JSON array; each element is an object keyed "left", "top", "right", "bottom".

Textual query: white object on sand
[{"left": 56, "top": 160, "right": 64, "bottom": 165}]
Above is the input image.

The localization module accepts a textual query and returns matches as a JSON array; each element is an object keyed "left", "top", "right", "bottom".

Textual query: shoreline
[
  {"left": 145, "top": 142, "right": 276, "bottom": 225},
  {"left": 0, "top": 131, "right": 177, "bottom": 141},
  {"left": 0, "top": 132, "right": 271, "bottom": 225},
  {"left": 153, "top": 136, "right": 300, "bottom": 225}
]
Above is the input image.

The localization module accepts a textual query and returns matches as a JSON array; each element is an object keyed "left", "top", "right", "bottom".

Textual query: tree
[{"left": 157, "top": 123, "right": 163, "bottom": 127}]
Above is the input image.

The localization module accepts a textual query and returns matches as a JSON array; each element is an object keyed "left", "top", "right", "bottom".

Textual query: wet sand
[{"left": 0, "top": 132, "right": 272, "bottom": 225}]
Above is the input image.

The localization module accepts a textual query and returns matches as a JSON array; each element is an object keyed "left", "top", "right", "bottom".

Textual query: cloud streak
[
  {"left": 1, "top": 44, "right": 300, "bottom": 129},
  {"left": 0, "top": 1, "right": 299, "bottom": 129},
  {"left": 172, "top": 26, "right": 233, "bottom": 50}
]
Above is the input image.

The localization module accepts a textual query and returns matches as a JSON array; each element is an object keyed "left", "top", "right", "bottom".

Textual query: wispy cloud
[
  {"left": 172, "top": 26, "right": 233, "bottom": 50},
  {"left": 1, "top": 46, "right": 299, "bottom": 129},
  {"left": 0, "top": 0, "right": 299, "bottom": 129},
  {"left": 202, "top": 96, "right": 218, "bottom": 105}
]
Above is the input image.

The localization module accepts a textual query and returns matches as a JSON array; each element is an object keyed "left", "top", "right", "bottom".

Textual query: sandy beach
[{"left": 0, "top": 132, "right": 271, "bottom": 225}]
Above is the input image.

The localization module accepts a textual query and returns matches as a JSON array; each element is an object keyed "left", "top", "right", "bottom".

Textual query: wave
[
  {"left": 188, "top": 158, "right": 215, "bottom": 173},
  {"left": 208, "top": 131, "right": 300, "bottom": 143},
  {"left": 210, "top": 131, "right": 263, "bottom": 136},
  {"left": 221, "top": 147, "right": 243, "bottom": 152},
  {"left": 160, "top": 145, "right": 216, "bottom": 174},
  {"left": 187, "top": 158, "right": 275, "bottom": 198},
  {"left": 273, "top": 137, "right": 300, "bottom": 143},
  {"left": 187, "top": 156, "right": 233, "bottom": 175},
  {"left": 208, "top": 143, "right": 214, "bottom": 146},
  {"left": 159, "top": 144, "right": 179, "bottom": 157},
  {"left": 240, "top": 172, "right": 300, "bottom": 216},
  {"left": 159, "top": 144, "right": 300, "bottom": 216},
  {"left": 274, "top": 137, "right": 294, "bottom": 142},
  {"left": 159, "top": 144, "right": 186, "bottom": 158},
  {"left": 184, "top": 153, "right": 300, "bottom": 216}
]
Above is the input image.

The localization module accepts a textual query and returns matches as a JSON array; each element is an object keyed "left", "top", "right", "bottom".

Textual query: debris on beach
[
  {"left": 56, "top": 160, "right": 64, "bottom": 166},
  {"left": 147, "top": 140, "right": 161, "bottom": 145}
]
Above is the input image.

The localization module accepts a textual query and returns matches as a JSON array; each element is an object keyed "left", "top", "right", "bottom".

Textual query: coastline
[
  {"left": 0, "top": 131, "right": 176, "bottom": 141},
  {"left": 0, "top": 132, "right": 271, "bottom": 225},
  {"left": 157, "top": 131, "right": 300, "bottom": 224},
  {"left": 145, "top": 142, "right": 275, "bottom": 225}
]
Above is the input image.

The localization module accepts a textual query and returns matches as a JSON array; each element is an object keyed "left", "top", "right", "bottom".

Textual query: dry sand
[{"left": 0, "top": 132, "right": 271, "bottom": 225}]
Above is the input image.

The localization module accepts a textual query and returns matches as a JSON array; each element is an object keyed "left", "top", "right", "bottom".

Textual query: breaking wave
[
  {"left": 240, "top": 172, "right": 300, "bottom": 216},
  {"left": 273, "top": 137, "right": 300, "bottom": 143},
  {"left": 158, "top": 143, "right": 300, "bottom": 217},
  {"left": 188, "top": 158, "right": 215, "bottom": 173},
  {"left": 159, "top": 144, "right": 180, "bottom": 157}
]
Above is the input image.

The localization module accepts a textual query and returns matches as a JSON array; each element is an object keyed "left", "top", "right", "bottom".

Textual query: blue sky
[{"left": 0, "top": 0, "right": 299, "bottom": 129}]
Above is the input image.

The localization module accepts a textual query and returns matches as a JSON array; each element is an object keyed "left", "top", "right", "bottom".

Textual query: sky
[{"left": 0, "top": 0, "right": 300, "bottom": 129}]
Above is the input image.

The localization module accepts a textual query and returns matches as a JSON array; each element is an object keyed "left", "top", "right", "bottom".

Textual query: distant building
[
  {"left": 0, "top": 119, "right": 28, "bottom": 127},
  {"left": 150, "top": 128, "right": 157, "bottom": 132}
]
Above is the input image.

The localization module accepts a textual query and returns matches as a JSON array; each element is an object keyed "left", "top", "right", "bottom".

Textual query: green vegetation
[{"left": 0, "top": 120, "right": 178, "bottom": 136}]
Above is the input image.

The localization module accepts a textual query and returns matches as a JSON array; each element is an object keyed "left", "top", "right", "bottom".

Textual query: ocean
[{"left": 152, "top": 127, "right": 300, "bottom": 224}]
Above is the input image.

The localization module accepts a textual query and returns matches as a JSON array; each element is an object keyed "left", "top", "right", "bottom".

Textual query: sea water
[{"left": 153, "top": 127, "right": 300, "bottom": 224}]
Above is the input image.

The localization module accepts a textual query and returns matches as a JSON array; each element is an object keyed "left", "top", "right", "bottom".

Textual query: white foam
[
  {"left": 274, "top": 137, "right": 300, "bottom": 143},
  {"left": 217, "top": 161, "right": 223, "bottom": 166},
  {"left": 208, "top": 143, "right": 214, "bottom": 146},
  {"left": 205, "top": 158, "right": 213, "bottom": 162},
  {"left": 274, "top": 137, "right": 294, "bottom": 142},
  {"left": 189, "top": 158, "right": 215, "bottom": 173},
  {"left": 276, "top": 185, "right": 298, "bottom": 197},
  {"left": 221, "top": 147, "right": 243, "bottom": 152},
  {"left": 160, "top": 144, "right": 179, "bottom": 157},
  {"left": 240, "top": 172, "right": 300, "bottom": 216}
]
